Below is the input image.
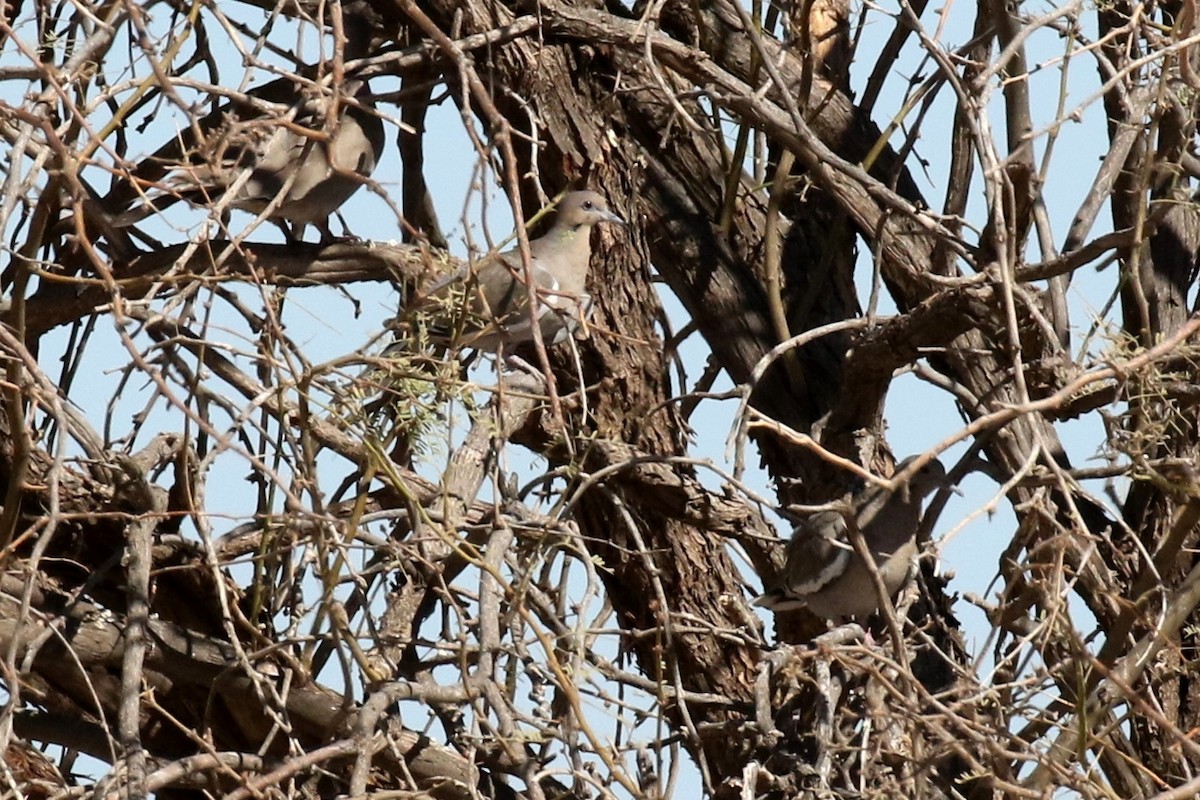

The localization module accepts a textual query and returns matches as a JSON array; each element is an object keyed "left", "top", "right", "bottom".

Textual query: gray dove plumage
[
  {"left": 102, "top": 76, "right": 384, "bottom": 243},
  {"left": 755, "top": 456, "right": 949, "bottom": 619},
  {"left": 401, "top": 191, "right": 624, "bottom": 352}
]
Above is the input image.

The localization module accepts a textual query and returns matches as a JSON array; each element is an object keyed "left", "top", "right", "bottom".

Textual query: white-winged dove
[
  {"left": 755, "top": 456, "right": 949, "bottom": 620},
  {"left": 401, "top": 190, "right": 624, "bottom": 352},
  {"left": 103, "top": 76, "right": 384, "bottom": 243}
]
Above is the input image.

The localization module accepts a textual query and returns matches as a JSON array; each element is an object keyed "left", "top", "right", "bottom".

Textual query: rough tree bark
[{"left": 1, "top": 0, "right": 1199, "bottom": 798}]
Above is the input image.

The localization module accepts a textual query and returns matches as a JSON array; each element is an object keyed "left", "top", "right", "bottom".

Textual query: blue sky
[{"left": 2, "top": 0, "right": 1135, "bottom": 792}]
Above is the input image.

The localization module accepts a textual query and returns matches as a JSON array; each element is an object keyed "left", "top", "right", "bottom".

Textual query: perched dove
[
  {"left": 755, "top": 457, "right": 950, "bottom": 620},
  {"left": 400, "top": 190, "right": 624, "bottom": 352},
  {"left": 102, "top": 75, "right": 384, "bottom": 243}
]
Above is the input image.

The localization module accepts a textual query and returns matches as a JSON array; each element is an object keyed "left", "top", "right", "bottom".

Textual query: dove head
[
  {"left": 553, "top": 190, "right": 625, "bottom": 231},
  {"left": 895, "top": 456, "right": 949, "bottom": 498}
]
